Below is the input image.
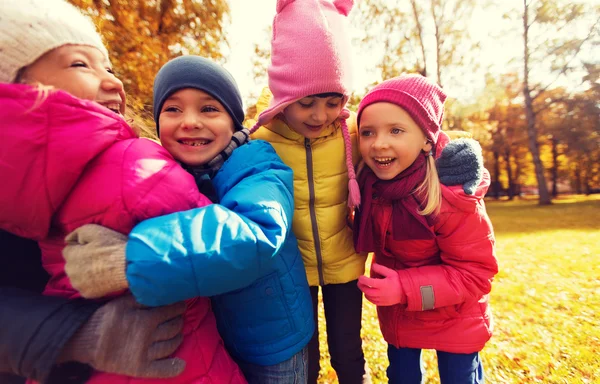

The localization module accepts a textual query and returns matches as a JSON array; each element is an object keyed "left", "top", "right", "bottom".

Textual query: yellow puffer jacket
[{"left": 247, "top": 88, "right": 367, "bottom": 286}]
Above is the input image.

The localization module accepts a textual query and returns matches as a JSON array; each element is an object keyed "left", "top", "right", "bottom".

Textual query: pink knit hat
[
  {"left": 250, "top": 0, "right": 360, "bottom": 209},
  {"left": 357, "top": 74, "right": 450, "bottom": 159},
  {"left": 255, "top": 0, "right": 354, "bottom": 127}
]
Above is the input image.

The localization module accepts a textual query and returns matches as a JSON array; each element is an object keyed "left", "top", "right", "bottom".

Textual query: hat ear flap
[
  {"left": 333, "top": 0, "right": 354, "bottom": 16},
  {"left": 276, "top": 0, "right": 296, "bottom": 13}
]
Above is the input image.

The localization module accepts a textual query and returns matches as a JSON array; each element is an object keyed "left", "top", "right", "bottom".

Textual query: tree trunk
[
  {"left": 410, "top": 0, "right": 427, "bottom": 77},
  {"left": 523, "top": 0, "right": 552, "bottom": 205},
  {"left": 574, "top": 163, "right": 582, "bottom": 194},
  {"left": 505, "top": 147, "right": 515, "bottom": 200},
  {"left": 551, "top": 137, "right": 559, "bottom": 197},
  {"left": 430, "top": 0, "right": 442, "bottom": 86},
  {"left": 493, "top": 150, "right": 501, "bottom": 199}
]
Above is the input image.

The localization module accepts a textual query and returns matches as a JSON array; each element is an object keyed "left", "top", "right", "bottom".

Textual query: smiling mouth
[
  {"left": 305, "top": 124, "right": 323, "bottom": 131},
  {"left": 179, "top": 139, "right": 211, "bottom": 147},
  {"left": 373, "top": 157, "right": 396, "bottom": 167},
  {"left": 99, "top": 102, "right": 121, "bottom": 115}
]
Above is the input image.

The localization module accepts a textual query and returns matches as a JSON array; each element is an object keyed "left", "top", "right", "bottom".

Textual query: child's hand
[
  {"left": 357, "top": 263, "right": 406, "bottom": 306},
  {"left": 63, "top": 224, "right": 129, "bottom": 298},
  {"left": 436, "top": 138, "right": 484, "bottom": 195}
]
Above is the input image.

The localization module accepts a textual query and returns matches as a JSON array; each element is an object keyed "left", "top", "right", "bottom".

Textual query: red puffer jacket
[{"left": 371, "top": 170, "right": 497, "bottom": 354}]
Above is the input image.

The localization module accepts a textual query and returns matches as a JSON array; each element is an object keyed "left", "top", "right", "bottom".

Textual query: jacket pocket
[{"left": 212, "top": 272, "right": 295, "bottom": 347}]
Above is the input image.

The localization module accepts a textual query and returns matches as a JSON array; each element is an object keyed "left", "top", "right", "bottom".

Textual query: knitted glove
[
  {"left": 357, "top": 263, "right": 406, "bottom": 306},
  {"left": 64, "top": 224, "right": 129, "bottom": 298},
  {"left": 60, "top": 295, "right": 186, "bottom": 378},
  {"left": 436, "top": 138, "right": 484, "bottom": 195}
]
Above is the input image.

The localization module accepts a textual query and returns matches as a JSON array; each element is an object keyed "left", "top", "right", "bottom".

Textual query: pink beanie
[
  {"left": 255, "top": 0, "right": 354, "bottom": 127},
  {"left": 251, "top": 0, "right": 360, "bottom": 209},
  {"left": 357, "top": 74, "right": 450, "bottom": 159}
]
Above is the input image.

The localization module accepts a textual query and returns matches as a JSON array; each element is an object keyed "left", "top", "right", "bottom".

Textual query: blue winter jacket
[{"left": 124, "top": 140, "right": 314, "bottom": 366}]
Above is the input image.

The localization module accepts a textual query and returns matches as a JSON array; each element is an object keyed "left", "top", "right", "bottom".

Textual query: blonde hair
[{"left": 415, "top": 154, "right": 442, "bottom": 216}]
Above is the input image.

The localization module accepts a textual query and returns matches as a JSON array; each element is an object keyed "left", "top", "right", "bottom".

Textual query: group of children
[{"left": 0, "top": 0, "right": 498, "bottom": 383}]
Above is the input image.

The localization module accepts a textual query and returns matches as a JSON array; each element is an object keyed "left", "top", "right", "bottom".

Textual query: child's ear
[{"left": 422, "top": 140, "right": 433, "bottom": 153}]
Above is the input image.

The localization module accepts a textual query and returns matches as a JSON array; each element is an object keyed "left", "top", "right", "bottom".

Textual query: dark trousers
[
  {"left": 307, "top": 280, "right": 368, "bottom": 384},
  {"left": 387, "top": 345, "right": 484, "bottom": 384}
]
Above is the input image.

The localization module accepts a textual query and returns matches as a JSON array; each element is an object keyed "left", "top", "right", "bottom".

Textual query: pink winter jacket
[
  {"left": 0, "top": 84, "right": 246, "bottom": 383},
  {"left": 371, "top": 170, "right": 498, "bottom": 354}
]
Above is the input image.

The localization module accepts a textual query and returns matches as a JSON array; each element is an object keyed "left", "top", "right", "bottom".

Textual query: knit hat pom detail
[
  {"left": 276, "top": 0, "right": 296, "bottom": 12},
  {"left": 333, "top": 0, "right": 354, "bottom": 16}
]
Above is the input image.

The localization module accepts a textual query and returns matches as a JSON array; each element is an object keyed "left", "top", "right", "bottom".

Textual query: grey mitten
[
  {"left": 436, "top": 138, "right": 484, "bottom": 195},
  {"left": 60, "top": 295, "right": 187, "bottom": 378}
]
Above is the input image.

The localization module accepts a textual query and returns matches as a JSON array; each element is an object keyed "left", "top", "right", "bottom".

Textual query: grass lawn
[{"left": 316, "top": 194, "right": 600, "bottom": 383}]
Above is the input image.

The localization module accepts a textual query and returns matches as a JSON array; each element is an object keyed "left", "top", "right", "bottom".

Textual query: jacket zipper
[{"left": 305, "top": 138, "right": 325, "bottom": 286}]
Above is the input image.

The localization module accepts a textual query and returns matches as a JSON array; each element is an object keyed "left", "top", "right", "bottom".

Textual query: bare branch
[{"left": 535, "top": 17, "right": 600, "bottom": 96}]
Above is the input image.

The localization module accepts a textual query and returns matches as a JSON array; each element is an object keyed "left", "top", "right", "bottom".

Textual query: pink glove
[{"left": 357, "top": 263, "right": 406, "bottom": 306}]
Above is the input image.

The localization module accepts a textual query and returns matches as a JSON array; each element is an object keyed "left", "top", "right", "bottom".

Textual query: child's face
[
  {"left": 158, "top": 88, "right": 235, "bottom": 167},
  {"left": 359, "top": 102, "right": 432, "bottom": 180},
  {"left": 282, "top": 95, "right": 344, "bottom": 139},
  {"left": 20, "top": 45, "right": 125, "bottom": 115}
]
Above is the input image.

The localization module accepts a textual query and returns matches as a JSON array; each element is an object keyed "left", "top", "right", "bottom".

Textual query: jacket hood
[
  {"left": 0, "top": 83, "right": 135, "bottom": 240},
  {"left": 441, "top": 169, "right": 490, "bottom": 214}
]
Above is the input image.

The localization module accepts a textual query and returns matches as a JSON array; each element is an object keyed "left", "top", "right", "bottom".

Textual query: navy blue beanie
[{"left": 153, "top": 55, "right": 245, "bottom": 134}]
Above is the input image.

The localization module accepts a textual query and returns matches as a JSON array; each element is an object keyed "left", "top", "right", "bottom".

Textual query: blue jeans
[
  {"left": 235, "top": 346, "right": 308, "bottom": 384},
  {"left": 387, "top": 345, "right": 484, "bottom": 384}
]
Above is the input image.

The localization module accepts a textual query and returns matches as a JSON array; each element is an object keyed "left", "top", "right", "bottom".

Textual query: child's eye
[
  {"left": 360, "top": 130, "right": 373, "bottom": 137},
  {"left": 163, "top": 106, "right": 181, "bottom": 113},
  {"left": 70, "top": 61, "right": 89, "bottom": 68},
  {"left": 202, "top": 105, "right": 219, "bottom": 113},
  {"left": 327, "top": 99, "right": 342, "bottom": 108},
  {"left": 298, "top": 102, "right": 313, "bottom": 108},
  {"left": 391, "top": 128, "right": 403, "bottom": 134}
]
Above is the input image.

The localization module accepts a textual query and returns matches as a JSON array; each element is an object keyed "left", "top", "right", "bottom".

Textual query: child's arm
[
  {"left": 396, "top": 203, "right": 498, "bottom": 312},
  {"left": 63, "top": 141, "right": 294, "bottom": 306},
  {"left": 125, "top": 141, "right": 293, "bottom": 306}
]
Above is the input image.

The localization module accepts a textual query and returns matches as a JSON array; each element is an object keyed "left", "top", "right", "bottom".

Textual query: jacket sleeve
[
  {"left": 0, "top": 287, "right": 99, "bottom": 381},
  {"left": 397, "top": 203, "right": 498, "bottom": 312},
  {"left": 125, "top": 141, "right": 295, "bottom": 307}
]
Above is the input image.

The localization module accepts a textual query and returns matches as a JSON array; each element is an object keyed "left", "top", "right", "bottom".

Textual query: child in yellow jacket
[{"left": 247, "top": 1, "right": 483, "bottom": 383}]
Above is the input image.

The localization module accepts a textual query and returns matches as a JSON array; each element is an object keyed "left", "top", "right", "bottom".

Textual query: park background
[{"left": 68, "top": 0, "right": 599, "bottom": 382}]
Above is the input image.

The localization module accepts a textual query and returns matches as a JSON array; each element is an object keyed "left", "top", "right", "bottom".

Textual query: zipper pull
[{"left": 304, "top": 138, "right": 311, "bottom": 148}]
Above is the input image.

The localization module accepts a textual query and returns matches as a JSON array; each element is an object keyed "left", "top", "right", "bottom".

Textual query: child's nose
[
  {"left": 101, "top": 73, "right": 124, "bottom": 94},
  {"left": 373, "top": 136, "right": 389, "bottom": 149},
  {"left": 181, "top": 112, "right": 202, "bottom": 129},
  {"left": 311, "top": 105, "right": 327, "bottom": 123}
]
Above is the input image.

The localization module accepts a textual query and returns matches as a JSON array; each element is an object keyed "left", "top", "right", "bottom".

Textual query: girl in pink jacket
[
  {"left": 352, "top": 75, "right": 498, "bottom": 384},
  {"left": 0, "top": 0, "right": 245, "bottom": 383}
]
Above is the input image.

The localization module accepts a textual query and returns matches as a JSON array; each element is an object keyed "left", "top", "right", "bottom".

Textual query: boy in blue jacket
[{"left": 62, "top": 56, "right": 314, "bottom": 383}]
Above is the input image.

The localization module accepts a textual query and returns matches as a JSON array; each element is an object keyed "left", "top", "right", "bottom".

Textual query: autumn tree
[
  {"left": 353, "top": 0, "right": 480, "bottom": 87},
  {"left": 517, "top": 0, "right": 599, "bottom": 204},
  {"left": 68, "top": 0, "right": 229, "bottom": 114}
]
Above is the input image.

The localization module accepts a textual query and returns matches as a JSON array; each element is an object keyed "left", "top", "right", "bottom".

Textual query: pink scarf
[{"left": 354, "top": 154, "right": 435, "bottom": 253}]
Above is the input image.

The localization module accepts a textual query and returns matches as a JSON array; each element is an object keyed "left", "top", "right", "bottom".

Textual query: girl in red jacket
[{"left": 353, "top": 75, "right": 498, "bottom": 384}]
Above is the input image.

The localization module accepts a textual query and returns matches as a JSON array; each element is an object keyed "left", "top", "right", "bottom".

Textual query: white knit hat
[{"left": 0, "top": 0, "right": 109, "bottom": 83}]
